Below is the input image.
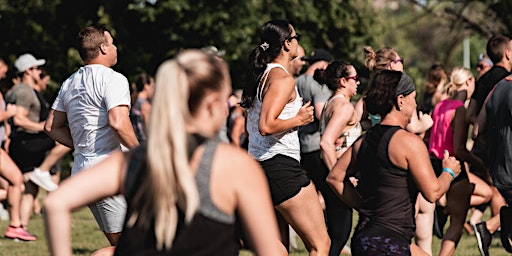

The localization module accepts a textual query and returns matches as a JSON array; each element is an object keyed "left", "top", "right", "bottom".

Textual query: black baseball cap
[{"left": 303, "top": 49, "right": 333, "bottom": 63}]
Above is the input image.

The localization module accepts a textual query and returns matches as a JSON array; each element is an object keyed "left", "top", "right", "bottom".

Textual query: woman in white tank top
[{"left": 241, "top": 19, "right": 330, "bottom": 255}]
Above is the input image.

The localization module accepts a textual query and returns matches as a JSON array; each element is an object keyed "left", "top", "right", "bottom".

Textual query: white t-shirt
[{"left": 52, "top": 64, "right": 131, "bottom": 174}]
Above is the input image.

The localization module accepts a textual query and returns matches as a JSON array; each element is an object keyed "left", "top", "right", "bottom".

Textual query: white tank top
[{"left": 247, "top": 63, "right": 302, "bottom": 162}]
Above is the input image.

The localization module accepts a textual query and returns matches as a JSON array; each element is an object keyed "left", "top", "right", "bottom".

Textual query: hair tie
[{"left": 260, "top": 42, "right": 269, "bottom": 51}]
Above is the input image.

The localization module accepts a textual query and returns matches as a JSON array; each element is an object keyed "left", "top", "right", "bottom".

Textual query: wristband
[{"left": 442, "top": 167, "right": 455, "bottom": 179}]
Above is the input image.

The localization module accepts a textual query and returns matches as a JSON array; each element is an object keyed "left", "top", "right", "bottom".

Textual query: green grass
[{"left": 0, "top": 194, "right": 510, "bottom": 255}]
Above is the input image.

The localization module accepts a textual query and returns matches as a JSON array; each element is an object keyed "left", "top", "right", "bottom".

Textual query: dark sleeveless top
[
  {"left": 114, "top": 139, "right": 238, "bottom": 256},
  {"left": 354, "top": 125, "right": 418, "bottom": 242}
]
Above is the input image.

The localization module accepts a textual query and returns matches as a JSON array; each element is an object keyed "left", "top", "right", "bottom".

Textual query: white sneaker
[{"left": 29, "top": 168, "right": 58, "bottom": 191}]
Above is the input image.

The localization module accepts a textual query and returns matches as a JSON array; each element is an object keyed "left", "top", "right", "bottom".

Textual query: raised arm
[
  {"left": 259, "top": 72, "right": 313, "bottom": 135},
  {"left": 44, "top": 109, "right": 74, "bottom": 148},
  {"left": 44, "top": 150, "right": 128, "bottom": 256}
]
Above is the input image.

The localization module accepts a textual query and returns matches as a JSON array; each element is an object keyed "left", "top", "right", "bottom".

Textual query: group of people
[
  {"left": 0, "top": 18, "right": 510, "bottom": 256},
  {"left": 0, "top": 53, "right": 72, "bottom": 242}
]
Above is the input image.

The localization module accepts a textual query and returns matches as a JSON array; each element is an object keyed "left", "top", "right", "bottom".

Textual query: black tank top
[
  {"left": 355, "top": 125, "right": 418, "bottom": 242},
  {"left": 114, "top": 139, "right": 238, "bottom": 256}
]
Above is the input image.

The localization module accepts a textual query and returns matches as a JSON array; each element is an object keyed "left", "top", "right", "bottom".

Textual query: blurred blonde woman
[
  {"left": 44, "top": 50, "right": 286, "bottom": 256},
  {"left": 428, "top": 67, "right": 492, "bottom": 256}
]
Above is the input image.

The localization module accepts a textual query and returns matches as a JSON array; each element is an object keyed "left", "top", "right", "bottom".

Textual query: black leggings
[{"left": 301, "top": 150, "right": 352, "bottom": 256}]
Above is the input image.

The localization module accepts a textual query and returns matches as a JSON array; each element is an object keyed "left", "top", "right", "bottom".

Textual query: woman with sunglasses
[
  {"left": 315, "top": 60, "right": 362, "bottom": 255},
  {"left": 242, "top": 19, "right": 330, "bottom": 255}
]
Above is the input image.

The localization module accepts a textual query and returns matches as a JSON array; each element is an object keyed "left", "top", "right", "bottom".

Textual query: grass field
[{"left": 0, "top": 192, "right": 510, "bottom": 256}]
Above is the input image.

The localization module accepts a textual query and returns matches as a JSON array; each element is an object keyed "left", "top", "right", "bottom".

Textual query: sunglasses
[
  {"left": 287, "top": 33, "right": 301, "bottom": 42},
  {"left": 29, "top": 66, "right": 41, "bottom": 71},
  {"left": 391, "top": 58, "right": 404, "bottom": 65},
  {"left": 346, "top": 75, "right": 359, "bottom": 81},
  {"left": 476, "top": 64, "right": 489, "bottom": 69}
]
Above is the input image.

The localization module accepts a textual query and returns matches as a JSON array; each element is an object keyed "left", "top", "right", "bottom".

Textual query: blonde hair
[
  {"left": 446, "top": 66, "right": 473, "bottom": 97},
  {"left": 363, "top": 46, "right": 398, "bottom": 72},
  {"left": 126, "top": 49, "right": 229, "bottom": 251}
]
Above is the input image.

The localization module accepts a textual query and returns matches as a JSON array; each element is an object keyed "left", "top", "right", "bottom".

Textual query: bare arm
[
  {"left": 44, "top": 150, "right": 127, "bottom": 256},
  {"left": 44, "top": 110, "right": 74, "bottom": 148},
  {"left": 326, "top": 137, "right": 362, "bottom": 209},
  {"left": 13, "top": 107, "right": 45, "bottom": 132},
  {"left": 320, "top": 101, "right": 353, "bottom": 170},
  {"left": 259, "top": 73, "right": 313, "bottom": 135},
  {"left": 391, "top": 132, "right": 459, "bottom": 203},
  {"left": 452, "top": 107, "right": 487, "bottom": 174},
  {"left": 230, "top": 113, "right": 245, "bottom": 147},
  {"left": 108, "top": 105, "right": 139, "bottom": 149},
  {"left": 141, "top": 101, "right": 151, "bottom": 129},
  {"left": 405, "top": 110, "right": 433, "bottom": 134},
  {"left": 314, "top": 101, "right": 325, "bottom": 120}
]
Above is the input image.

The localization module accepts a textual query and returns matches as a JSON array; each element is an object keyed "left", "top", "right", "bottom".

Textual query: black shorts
[
  {"left": 259, "top": 154, "right": 310, "bottom": 206},
  {"left": 9, "top": 132, "right": 55, "bottom": 173}
]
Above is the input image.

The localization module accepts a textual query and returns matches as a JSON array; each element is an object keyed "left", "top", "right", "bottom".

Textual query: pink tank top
[{"left": 428, "top": 99, "right": 464, "bottom": 159}]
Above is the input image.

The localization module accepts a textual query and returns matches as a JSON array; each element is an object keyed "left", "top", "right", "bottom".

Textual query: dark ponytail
[
  {"left": 241, "top": 19, "right": 292, "bottom": 108},
  {"left": 313, "top": 60, "right": 352, "bottom": 91}
]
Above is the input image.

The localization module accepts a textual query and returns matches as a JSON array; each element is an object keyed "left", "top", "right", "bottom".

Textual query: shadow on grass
[{"left": 72, "top": 247, "right": 97, "bottom": 255}]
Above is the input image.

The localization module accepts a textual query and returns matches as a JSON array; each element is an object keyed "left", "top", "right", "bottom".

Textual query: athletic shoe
[
  {"left": 4, "top": 226, "right": 37, "bottom": 241},
  {"left": 29, "top": 167, "right": 58, "bottom": 191},
  {"left": 433, "top": 205, "right": 448, "bottom": 238},
  {"left": 474, "top": 222, "right": 491, "bottom": 256},
  {"left": 500, "top": 206, "right": 512, "bottom": 253}
]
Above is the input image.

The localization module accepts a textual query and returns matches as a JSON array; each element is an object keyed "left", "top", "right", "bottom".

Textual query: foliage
[{"left": 0, "top": 0, "right": 382, "bottom": 89}]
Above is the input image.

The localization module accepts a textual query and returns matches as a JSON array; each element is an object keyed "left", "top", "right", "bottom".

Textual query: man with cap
[
  {"left": 476, "top": 53, "right": 493, "bottom": 80},
  {"left": 296, "top": 49, "right": 351, "bottom": 256},
  {"left": 4, "top": 53, "right": 56, "bottom": 240}
]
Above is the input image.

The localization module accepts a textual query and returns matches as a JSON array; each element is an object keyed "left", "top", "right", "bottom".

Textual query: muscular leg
[
  {"left": 468, "top": 172, "right": 492, "bottom": 206},
  {"left": 276, "top": 183, "right": 330, "bottom": 256}
]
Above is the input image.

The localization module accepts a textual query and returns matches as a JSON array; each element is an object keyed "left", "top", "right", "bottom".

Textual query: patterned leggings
[{"left": 351, "top": 235, "right": 411, "bottom": 256}]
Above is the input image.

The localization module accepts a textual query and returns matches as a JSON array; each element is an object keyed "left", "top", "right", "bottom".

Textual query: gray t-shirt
[
  {"left": 52, "top": 64, "right": 131, "bottom": 174},
  {"left": 6, "top": 83, "right": 41, "bottom": 134},
  {"left": 296, "top": 74, "right": 332, "bottom": 153}
]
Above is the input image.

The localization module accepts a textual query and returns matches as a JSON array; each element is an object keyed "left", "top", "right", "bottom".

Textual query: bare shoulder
[
  {"left": 214, "top": 143, "right": 263, "bottom": 176},
  {"left": 267, "top": 68, "right": 295, "bottom": 88},
  {"left": 392, "top": 129, "right": 425, "bottom": 148},
  {"left": 388, "top": 129, "right": 429, "bottom": 168}
]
